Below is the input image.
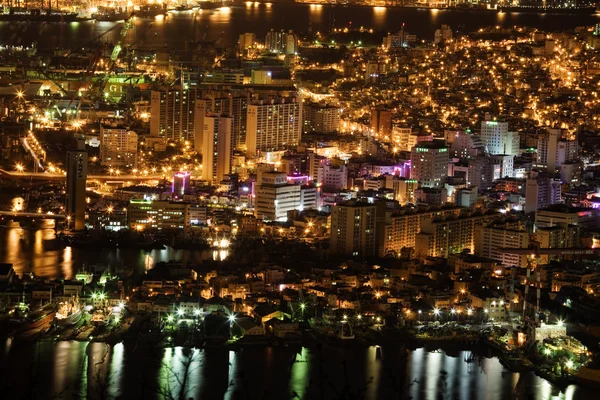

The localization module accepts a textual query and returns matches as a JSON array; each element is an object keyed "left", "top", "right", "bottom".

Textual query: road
[{"left": 0, "top": 169, "right": 166, "bottom": 182}]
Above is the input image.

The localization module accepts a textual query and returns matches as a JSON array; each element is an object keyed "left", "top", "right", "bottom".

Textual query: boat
[
  {"left": 91, "top": 307, "right": 112, "bottom": 326},
  {"left": 0, "top": 8, "right": 84, "bottom": 22},
  {"left": 136, "top": 4, "right": 166, "bottom": 18},
  {"left": 91, "top": 7, "right": 129, "bottom": 22},
  {"left": 197, "top": 0, "right": 234, "bottom": 10},
  {"left": 54, "top": 297, "right": 83, "bottom": 326},
  {"left": 7, "top": 301, "right": 56, "bottom": 334},
  {"left": 498, "top": 5, "right": 596, "bottom": 14}
]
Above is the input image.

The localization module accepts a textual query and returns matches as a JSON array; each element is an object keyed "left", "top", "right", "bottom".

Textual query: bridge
[
  {"left": 0, "top": 211, "right": 66, "bottom": 220},
  {"left": 0, "top": 169, "right": 166, "bottom": 183}
]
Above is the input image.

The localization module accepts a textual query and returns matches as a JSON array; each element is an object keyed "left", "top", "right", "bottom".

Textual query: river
[
  {"left": 0, "top": 5, "right": 598, "bottom": 50},
  {"left": 0, "top": 339, "right": 593, "bottom": 400}
]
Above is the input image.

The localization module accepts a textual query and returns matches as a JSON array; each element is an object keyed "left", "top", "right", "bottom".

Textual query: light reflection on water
[
  {"left": 0, "top": 227, "right": 227, "bottom": 279},
  {"left": 0, "top": 340, "right": 594, "bottom": 400}
]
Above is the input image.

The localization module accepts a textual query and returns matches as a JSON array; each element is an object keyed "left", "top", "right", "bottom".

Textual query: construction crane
[{"left": 66, "top": 14, "right": 135, "bottom": 122}]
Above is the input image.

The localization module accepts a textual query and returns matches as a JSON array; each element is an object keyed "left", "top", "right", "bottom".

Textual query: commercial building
[
  {"left": 246, "top": 98, "right": 302, "bottom": 157},
  {"left": 535, "top": 206, "right": 600, "bottom": 229},
  {"left": 150, "top": 85, "right": 197, "bottom": 141},
  {"left": 99, "top": 126, "right": 138, "bottom": 168},
  {"left": 66, "top": 137, "right": 88, "bottom": 231},
  {"left": 479, "top": 119, "right": 520, "bottom": 156},
  {"left": 316, "top": 163, "right": 347, "bottom": 191},
  {"left": 254, "top": 172, "right": 300, "bottom": 221},
  {"left": 330, "top": 201, "right": 377, "bottom": 257},
  {"left": 410, "top": 141, "right": 449, "bottom": 188},
  {"left": 128, "top": 199, "right": 190, "bottom": 231},
  {"left": 201, "top": 114, "right": 233, "bottom": 184}
]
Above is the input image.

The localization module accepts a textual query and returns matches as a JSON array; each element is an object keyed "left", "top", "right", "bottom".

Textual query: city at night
[{"left": 2, "top": 0, "right": 600, "bottom": 399}]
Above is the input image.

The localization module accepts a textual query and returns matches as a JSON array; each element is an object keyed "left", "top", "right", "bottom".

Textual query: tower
[{"left": 66, "top": 136, "right": 88, "bottom": 231}]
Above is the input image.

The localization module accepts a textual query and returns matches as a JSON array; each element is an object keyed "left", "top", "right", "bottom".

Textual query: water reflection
[
  {"left": 0, "top": 341, "right": 594, "bottom": 400},
  {"left": 0, "top": 226, "right": 228, "bottom": 279}
]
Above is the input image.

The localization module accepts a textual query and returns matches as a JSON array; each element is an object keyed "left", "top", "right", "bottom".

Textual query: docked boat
[
  {"left": 498, "top": 5, "right": 596, "bottom": 14},
  {"left": 197, "top": 0, "right": 234, "bottom": 10},
  {"left": 0, "top": 8, "right": 84, "bottom": 22},
  {"left": 91, "top": 307, "right": 112, "bottom": 327},
  {"left": 54, "top": 298, "right": 83, "bottom": 326},
  {"left": 7, "top": 301, "right": 56, "bottom": 334},
  {"left": 136, "top": 4, "right": 166, "bottom": 18},
  {"left": 91, "top": 7, "right": 129, "bottom": 22}
]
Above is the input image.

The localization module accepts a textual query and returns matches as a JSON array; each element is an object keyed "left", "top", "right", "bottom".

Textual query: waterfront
[
  {"left": 0, "top": 339, "right": 592, "bottom": 400},
  {"left": 0, "top": 5, "right": 599, "bottom": 50},
  {"left": 0, "top": 226, "right": 227, "bottom": 280}
]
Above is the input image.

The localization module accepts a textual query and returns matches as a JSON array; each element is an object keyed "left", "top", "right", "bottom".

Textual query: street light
[
  {"left": 15, "top": 163, "right": 24, "bottom": 172},
  {"left": 166, "top": 315, "right": 174, "bottom": 323},
  {"left": 177, "top": 309, "right": 185, "bottom": 317}
]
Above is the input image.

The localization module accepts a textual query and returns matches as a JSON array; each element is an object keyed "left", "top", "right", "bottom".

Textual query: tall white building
[
  {"left": 480, "top": 120, "right": 519, "bottom": 156},
  {"left": 317, "top": 163, "right": 347, "bottom": 191},
  {"left": 99, "top": 126, "right": 138, "bottom": 168},
  {"left": 194, "top": 93, "right": 250, "bottom": 153},
  {"left": 449, "top": 131, "right": 486, "bottom": 158},
  {"left": 537, "top": 128, "right": 578, "bottom": 173},
  {"left": 410, "top": 141, "right": 449, "bottom": 188},
  {"left": 524, "top": 172, "right": 562, "bottom": 213},
  {"left": 150, "top": 86, "right": 197, "bottom": 142},
  {"left": 255, "top": 172, "right": 300, "bottom": 221},
  {"left": 490, "top": 154, "right": 514, "bottom": 179},
  {"left": 201, "top": 114, "right": 233, "bottom": 185},
  {"left": 246, "top": 98, "right": 302, "bottom": 157}
]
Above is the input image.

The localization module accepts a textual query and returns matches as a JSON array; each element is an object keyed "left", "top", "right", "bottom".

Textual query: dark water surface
[
  {"left": 0, "top": 5, "right": 598, "bottom": 50},
  {"left": 0, "top": 340, "right": 594, "bottom": 399}
]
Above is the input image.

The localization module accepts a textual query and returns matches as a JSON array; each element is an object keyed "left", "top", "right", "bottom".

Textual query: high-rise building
[
  {"left": 246, "top": 98, "right": 302, "bottom": 157},
  {"left": 410, "top": 141, "right": 449, "bottom": 188},
  {"left": 449, "top": 131, "right": 485, "bottom": 158},
  {"left": 383, "top": 206, "right": 462, "bottom": 257},
  {"left": 99, "top": 126, "right": 138, "bottom": 168},
  {"left": 415, "top": 210, "right": 498, "bottom": 258},
  {"left": 302, "top": 103, "right": 340, "bottom": 133},
  {"left": 255, "top": 171, "right": 301, "bottom": 221},
  {"left": 537, "top": 128, "right": 578, "bottom": 173},
  {"left": 194, "top": 94, "right": 250, "bottom": 152},
  {"left": 370, "top": 108, "right": 392, "bottom": 138},
  {"left": 265, "top": 29, "right": 297, "bottom": 54},
  {"left": 524, "top": 171, "right": 562, "bottom": 214},
  {"left": 535, "top": 224, "right": 580, "bottom": 265},
  {"left": 201, "top": 114, "right": 233, "bottom": 185},
  {"left": 150, "top": 85, "right": 197, "bottom": 142},
  {"left": 490, "top": 154, "right": 514, "bottom": 179},
  {"left": 330, "top": 201, "right": 377, "bottom": 257},
  {"left": 475, "top": 219, "right": 530, "bottom": 267},
  {"left": 66, "top": 137, "right": 88, "bottom": 231},
  {"left": 316, "top": 163, "right": 347, "bottom": 191},
  {"left": 238, "top": 33, "right": 256, "bottom": 50},
  {"left": 479, "top": 119, "right": 520, "bottom": 156}
]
